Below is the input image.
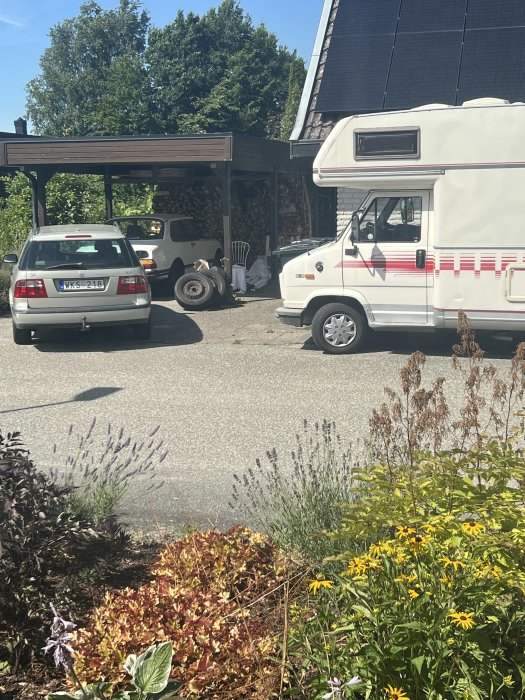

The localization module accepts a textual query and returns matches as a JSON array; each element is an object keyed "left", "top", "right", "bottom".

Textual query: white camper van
[{"left": 277, "top": 98, "right": 525, "bottom": 353}]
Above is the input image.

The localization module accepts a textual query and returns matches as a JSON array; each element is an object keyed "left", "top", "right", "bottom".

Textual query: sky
[{"left": 0, "top": 0, "right": 323, "bottom": 133}]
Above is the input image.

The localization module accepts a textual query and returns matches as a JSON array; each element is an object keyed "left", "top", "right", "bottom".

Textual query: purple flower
[{"left": 43, "top": 604, "right": 77, "bottom": 672}]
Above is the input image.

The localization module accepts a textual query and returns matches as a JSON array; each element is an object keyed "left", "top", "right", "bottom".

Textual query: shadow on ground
[
  {"left": 32, "top": 304, "right": 203, "bottom": 353},
  {"left": 301, "top": 329, "right": 521, "bottom": 360}
]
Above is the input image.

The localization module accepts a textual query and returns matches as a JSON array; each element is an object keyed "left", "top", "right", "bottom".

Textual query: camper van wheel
[{"left": 311, "top": 303, "right": 367, "bottom": 354}]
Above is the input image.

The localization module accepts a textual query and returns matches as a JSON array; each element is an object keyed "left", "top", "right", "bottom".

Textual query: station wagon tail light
[
  {"left": 139, "top": 258, "right": 157, "bottom": 270},
  {"left": 14, "top": 279, "right": 48, "bottom": 298},
  {"left": 117, "top": 275, "right": 148, "bottom": 294}
]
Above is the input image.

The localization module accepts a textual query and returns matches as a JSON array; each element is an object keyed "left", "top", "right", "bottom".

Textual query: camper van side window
[
  {"left": 355, "top": 130, "right": 419, "bottom": 159},
  {"left": 358, "top": 197, "right": 422, "bottom": 243}
]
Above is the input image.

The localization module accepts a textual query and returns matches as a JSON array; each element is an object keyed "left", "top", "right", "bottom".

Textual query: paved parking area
[{"left": 0, "top": 287, "right": 518, "bottom": 533}]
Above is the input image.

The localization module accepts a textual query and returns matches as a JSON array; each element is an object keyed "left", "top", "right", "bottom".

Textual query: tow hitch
[{"left": 81, "top": 316, "right": 91, "bottom": 332}]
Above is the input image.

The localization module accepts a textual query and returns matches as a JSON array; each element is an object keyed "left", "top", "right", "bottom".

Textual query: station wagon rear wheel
[
  {"left": 311, "top": 303, "right": 367, "bottom": 354},
  {"left": 12, "top": 323, "right": 32, "bottom": 345}
]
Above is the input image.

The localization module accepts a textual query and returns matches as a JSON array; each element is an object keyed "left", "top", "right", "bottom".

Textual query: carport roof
[{"left": 0, "top": 132, "right": 308, "bottom": 175}]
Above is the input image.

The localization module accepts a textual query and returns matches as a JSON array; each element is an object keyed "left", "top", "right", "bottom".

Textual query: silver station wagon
[{"left": 3, "top": 224, "right": 151, "bottom": 345}]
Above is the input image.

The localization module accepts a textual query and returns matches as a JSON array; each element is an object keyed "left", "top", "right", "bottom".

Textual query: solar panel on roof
[
  {"left": 316, "top": 35, "right": 394, "bottom": 113},
  {"left": 459, "top": 27, "right": 525, "bottom": 103},
  {"left": 333, "top": 0, "right": 401, "bottom": 36},
  {"left": 385, "top": 31, "right": 462, "bottom": 110},
  {"left": 397, "top": 0, "right": 467, "bottom": 33},
  {"left": 466, "top": 0, "right": 525, "bottom": 30}
]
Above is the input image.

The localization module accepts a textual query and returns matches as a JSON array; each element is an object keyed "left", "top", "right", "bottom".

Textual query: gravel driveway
[{"left": 0, "top": 286, "right": 518, "bottom": 533}]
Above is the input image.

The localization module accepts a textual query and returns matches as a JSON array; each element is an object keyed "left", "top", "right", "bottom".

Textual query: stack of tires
[{"left": 174, "top": 269, "right": 230, "bottom": 310}]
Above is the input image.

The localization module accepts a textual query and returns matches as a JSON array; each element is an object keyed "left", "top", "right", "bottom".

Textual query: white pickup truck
[{"left": 107, "top": 214, "right": 223, "bottom": 291}]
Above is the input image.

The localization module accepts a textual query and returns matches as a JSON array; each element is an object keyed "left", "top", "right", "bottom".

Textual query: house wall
[{"left": 337, "top": 187, "right": 367, "bottom": 233}]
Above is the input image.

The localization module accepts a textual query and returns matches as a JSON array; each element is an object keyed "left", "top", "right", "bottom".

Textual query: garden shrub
[
  {"left": 286, "top": 322, "right": 525, "bottom": 699},
  {"left": 230, "top": 419, "right": 356, "bottom": 564},
  {"left": 51, "top": 419, "right": 168, "bottom": 527},
  {"left": 0, "top": 267, "right": 10, "bottom": 315},
  {"left": 0, "top": 431, "right": 122, "bottom": 672},
  {"left": 72, "top": 527, "right": 289, "bottom": 698}
]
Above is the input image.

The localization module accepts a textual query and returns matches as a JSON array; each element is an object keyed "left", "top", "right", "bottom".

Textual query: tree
[
  {"left": 279, "top": 54, "right": 306, "bottom": 141},
  {"left": 146, "top": 0, "right": 306, "bottom": 137},
  {"left": 26, "top": 0, "right": 155, "bottom": 136}
]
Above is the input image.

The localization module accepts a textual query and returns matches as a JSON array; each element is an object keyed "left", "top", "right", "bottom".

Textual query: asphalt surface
[{"left": 0, "top": 286, "right": 519, "bottom": 534}]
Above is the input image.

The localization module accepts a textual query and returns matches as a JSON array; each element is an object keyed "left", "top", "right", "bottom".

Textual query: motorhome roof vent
[
  {"left": 411, "top": 103, "right": 451, "bottom": 111},
  {"left": 462, "top": 98, "right": 510, "bottom": 107}
]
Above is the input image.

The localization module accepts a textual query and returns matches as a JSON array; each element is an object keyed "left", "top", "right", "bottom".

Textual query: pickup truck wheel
[
  {"left": 311, "top": 303, "right": 367, "bottom": 354},
  {"left": 13, "top": 323, "right": 32, "bottom": 345},
  {"left": 174, "top": 272, "right": 215, "bottom": 310}
]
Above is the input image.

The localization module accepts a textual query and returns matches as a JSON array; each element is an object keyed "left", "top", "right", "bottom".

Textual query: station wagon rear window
[
  {"left": 355, "top": 129, "right": 420, "bottom": 159},
  {"left": 20, "top": 238, "right": 135, "bottom": 270}
]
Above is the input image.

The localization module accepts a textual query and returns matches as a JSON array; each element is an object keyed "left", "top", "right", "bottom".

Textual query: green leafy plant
[
  {"left": 48, "top": 642, "right": 182, "bottom": 700},
  {"left": 285, "top": 322, "right": 525, "bottom": 699},
  {"left": 230, "top": 419, "right": 356, "bottom": 564},
  {"left": 0, "top": 267, "right": 10, "bottom": 315},
  {"left": 50, "top": 419, "right": 168, "bottom": 527}
]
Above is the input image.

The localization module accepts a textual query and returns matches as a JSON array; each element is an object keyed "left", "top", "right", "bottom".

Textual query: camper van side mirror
[{"left": 401, "top": 198, "right": 415, "bottom": 224}]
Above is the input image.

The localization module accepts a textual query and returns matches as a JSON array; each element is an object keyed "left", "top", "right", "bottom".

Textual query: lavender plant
[
  {"left": 51, "top": 419, "right": 168, "bottom": 527},
  {"left": 230, "top": 419, "right": 356, "bottom": 563}
]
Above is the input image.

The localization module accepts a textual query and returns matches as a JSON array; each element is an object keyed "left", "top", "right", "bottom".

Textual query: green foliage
[
  {"left": 0, "top": 172, "right": 153, "bottom": 257},
  {"left": 72, "top": 527, "right": 287, "bottom": 697},
  {"left": 0, "top": 267, "right": 10, "bottom": 315},
  {"left": 285, "top": 325, "right": 525, "bottom": 699},
  {"left": 0, "top": 431, "right": 119, "bottom": 671},
  {"left": 230, "top": 419, "right": 356, "bottom": 564},
  {"left": 51, "top": 419, "right": 168, "bottom": 527},
  {"left": 289, "top": 491, "right": 525, "bottom": 699},
  {"left": 48, "top": 642, "right": 182, "bottom": 700},
  {"left": 279, "top": 55, "right": 306, "bottom": 141},
  {"left": 26, "top": 0, "right": 155, "bottom": 136}
]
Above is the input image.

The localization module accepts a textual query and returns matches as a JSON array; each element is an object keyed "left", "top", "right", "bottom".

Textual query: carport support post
[
  {"left": 36, "top": 168, "right": 52, "bottom": 227},
  {"left": 221, "top": 162, "right": 232, "bottom": 276},
  {"left": 271, "top": 167, "right": 279, "bottom": 279},
  {"left": 104, "top": 170, "right": 113, "bottom": 220}
]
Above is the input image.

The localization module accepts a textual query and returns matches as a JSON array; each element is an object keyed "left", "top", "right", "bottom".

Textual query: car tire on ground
[
  {"left": 12, "top": 323, "right": 32, "bottom": 345},
  {"left": 132, "top": 318, "right": 151, "bottom": 340},
  {"left": 311, "top": 303, "right": 367, "bottom": 354},
  {"left": 174, "top": 272, "right": 215, "bottom": 310},
  {"left": 202, "top": 269, "right": 227, "bottom": 298}
]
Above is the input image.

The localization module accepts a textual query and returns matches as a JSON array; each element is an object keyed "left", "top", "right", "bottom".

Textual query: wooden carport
[{"left": 0, "top": 133, "right": 312, "bottom": 273}]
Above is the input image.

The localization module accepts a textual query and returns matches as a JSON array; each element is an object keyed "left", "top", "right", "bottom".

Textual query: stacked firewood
[{"left": 152, "top": 175, "right": 311, "bottom": 258}]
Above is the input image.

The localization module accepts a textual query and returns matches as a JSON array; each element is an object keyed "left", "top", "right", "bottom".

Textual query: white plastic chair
[
  {"left": 231, "top": 241, "right": 250, "bottom": 268},
  {"left": 231, "top": 241, "right": 250, "bottom": 293}
]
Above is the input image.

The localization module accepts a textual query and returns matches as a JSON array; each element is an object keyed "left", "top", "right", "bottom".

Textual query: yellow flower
[
  {"left": 394, "top": 573, "right": 418, "bottom": 584},
  {"left": 503, "top": 675, "right": 515, "bottom": 687},
  {"left": 308, "top": 574, "right": 334, "bottom": 594},
  {"left": 440, "top": 556, "right": 465, "bottom": 571},
  {"left": 408, "top": 588, "right": 420, "bottom": 599},
  {"left": 439, "top": 574, "right": 453, "bottom": 587},
  {"left": 385, "top": 685, "right": 410, "bottom": 700},
  {"left": 396, "top": 525, "right": 417, "bottom": 539},
  {"left": 407, "top": 534, "right": 430, "bottom": 554},
  {"left": 346, "top": 554, "right": 383, "bottom": 578},
  {"left": 476, "top": 564, "right": 503, "bottom": 580},
  {"left": 449, "top": 611, "right": 476, "bottom": 630},
  {"left": 462, "top": 520, "right": 485, "bottom": 536},
  {"left": 421, "top": 522, "right": 441, "bottom": 533}
]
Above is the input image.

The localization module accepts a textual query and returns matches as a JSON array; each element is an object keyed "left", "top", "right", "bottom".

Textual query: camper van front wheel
[{"left": 311, "top": 303, "right": 367, "bottom": 354}]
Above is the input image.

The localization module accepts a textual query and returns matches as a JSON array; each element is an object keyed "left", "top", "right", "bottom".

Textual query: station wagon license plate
[{"left": 59, "top": 279, "right": 105, "bottom": 291}]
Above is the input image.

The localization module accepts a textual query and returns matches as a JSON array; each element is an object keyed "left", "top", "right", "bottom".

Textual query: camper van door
[{"left": 343, "top": 191, "right": 430, "bottom": 325}]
